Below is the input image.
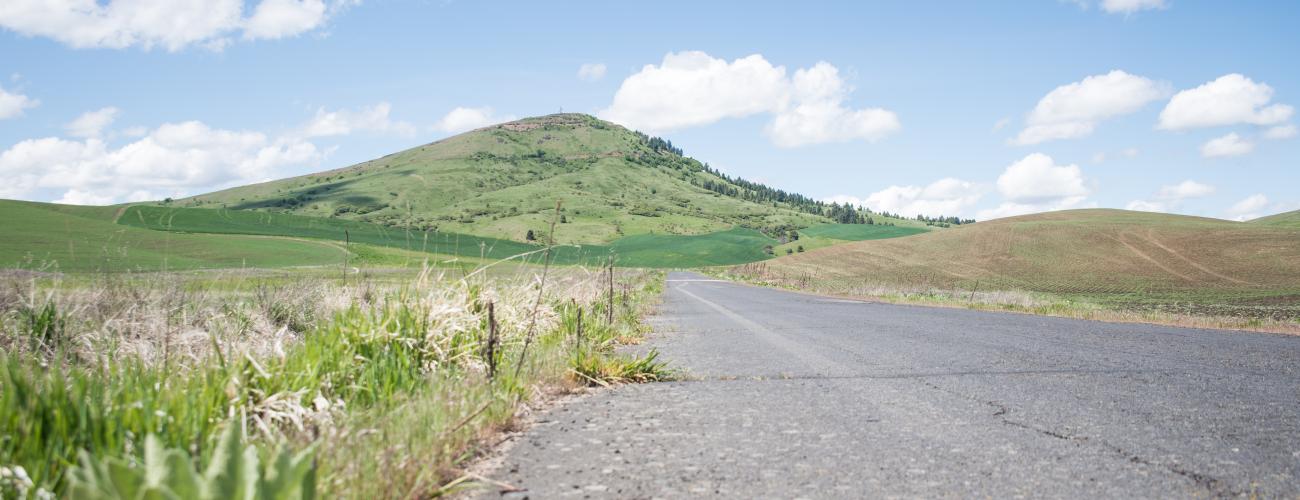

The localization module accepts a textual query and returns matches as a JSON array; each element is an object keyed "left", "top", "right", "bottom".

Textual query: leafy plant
[
  {"left": 19, "top": 301, "right": 65, "bottom": 352},
  {"left": 66, "top": 422, "right": 317, "bottom": 500}
]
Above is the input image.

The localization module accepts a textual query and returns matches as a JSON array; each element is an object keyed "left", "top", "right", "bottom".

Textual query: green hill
[
  {"left": 1251, "top": 209, "right": 1300, "bottom": 229},
  {"left": 177, "top": 113, "right": 922, "bottom": 245}
]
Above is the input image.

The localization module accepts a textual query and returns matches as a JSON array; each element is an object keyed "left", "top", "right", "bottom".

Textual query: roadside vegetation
[{"left": 0, "top": 254, "right": 667, "bottom": 497}]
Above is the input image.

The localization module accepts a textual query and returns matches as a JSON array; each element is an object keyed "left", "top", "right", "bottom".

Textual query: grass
[
  {"left": 0, "top": 200, "right": 345, "bottom": 272},
  {"left": 798, "top": 223, "right": 928, "bottom": 240},
  {"left": 117, "top": 204, "right": 785, "bottom": 268},
  {"left": 728, "top": 209, "right": 1300, "bottom": 331},
  {"left": 174, "top": 114, "right": 919, "bottom": 245},
  {"left": 1251, "top": 209, "right": 1300, "bottom": 229},
  {"left": 0, "top": 262, "right": 669, "bottom": 498},
  {"left": 775, "top": 223, "right": 928, "bottom": 254}
]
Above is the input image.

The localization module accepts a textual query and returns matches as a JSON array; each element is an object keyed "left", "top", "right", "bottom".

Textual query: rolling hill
[
  {"left": 177, "top": 113, "right": 923, "bottom": 245},
  {"left": 751, "top": 209, "right": 1300, "bottom": 314},
  {"left": 1252, "top": 209, "right": 1300, "bottom": 229}
]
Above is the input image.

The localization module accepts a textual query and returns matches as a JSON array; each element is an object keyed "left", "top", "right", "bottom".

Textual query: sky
[{"left": 0, "top": 0, "right": 1296, "bottom": 221}]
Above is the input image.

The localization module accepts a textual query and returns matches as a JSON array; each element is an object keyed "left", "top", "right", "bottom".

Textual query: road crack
[{"left": 918, "top": 380, "right": 1242, "bottom": 497}]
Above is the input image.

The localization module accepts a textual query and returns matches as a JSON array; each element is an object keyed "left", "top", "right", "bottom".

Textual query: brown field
[{"left": 724, "top": 209, "right": 1300, "bottom": 328}]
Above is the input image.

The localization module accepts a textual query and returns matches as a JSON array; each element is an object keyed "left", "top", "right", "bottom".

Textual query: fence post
[
  {"left": 342, "top": 229, "right": 350, "bottom": 284},
  {"left": 486, "top": 301, "right": 497, "bottom": 379},
  {"left": 576, "top": 306, "right": 583, "bottom": 354},
  {"left": 607, "top": 262, "right": 615, "bottom": 325}
]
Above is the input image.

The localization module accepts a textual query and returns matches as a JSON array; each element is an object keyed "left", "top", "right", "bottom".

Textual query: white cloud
[
  {"left": 0, "top": 120, "right": 323, "bottom": 205},
  {"left": 978, "top": 153, "right": 1093, "bottom": 219},
  {"left": 1264, "top": 124, "right": 1297, "bottom": 140},
  {"left": 1158, "top": 74, "right": 1294, "bottom": 130},
  {"left": 432, "top": 106, "right": 515, "bottom": 134},
  {"left": 599, "top": 52, "right": 788, "bottom": 131},
  {"left": 1200, "top": 132, "right": 1254, "bottom": 158},
  {"left": 65, "top": 107, "right": 120, "bottom": 138},
  {"left": 1011, "top": 70, "right": 1167, "bottom": 145},
  {"left": 0, "top": 0, "right": 350, "bottom": 51},
  {"left": 598, "top": 51, "right": 899, "bottom": 147},
  {"left": 1126, "top": 180, "right": 1215, "bottom": 212},
  {"left": 1225, "top": 194, "right": 1269, "bottom": 221},
  {"left": 850, "top": 178, "right": 985, "bottom": 218},
  {"left": 1101, "top": 0, "right": 1167, "bottom": 14},
  {"left": 243, "top": 0, "right": 328, "bottom": 40},
  {"left": 54, "top": 189, "right": 116, "bottom": 206},
  {"left": 764, "top": 62, "right": 901, "bottom": 147},
  {"left": 299, "top": 102, "right": 415, "bottom": 138},
  {"left": 992, "top": 117, "right": 1011, "bottom": 131},
  {"left": 577, "top": 63, "right": 607, "bottom": 81},
  {"left": 996, "top": 153, "right": 1089, "bottom": 202},
  {"left": 0, "top": 85, "right": 38, "bottom": 119}
]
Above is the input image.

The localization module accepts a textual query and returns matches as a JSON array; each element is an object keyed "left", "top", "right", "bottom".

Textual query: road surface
[{"left": 483, "top": 272, "right": 1300, "bottom": 498}]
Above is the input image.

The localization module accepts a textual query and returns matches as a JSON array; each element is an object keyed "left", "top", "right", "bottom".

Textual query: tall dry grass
[{"left": 0, "top": 263, "right": 665, "bottom": 498}]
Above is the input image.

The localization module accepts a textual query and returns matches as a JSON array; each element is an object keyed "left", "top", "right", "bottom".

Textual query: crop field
[
  {"left": 728, "top": 209, "right": 1300, "bottom": 328},
  {"left": 798, "top": 223, "right": 928, "bottom": 241},
  {"left": 0, "top": 200, "right": 346, "bottom": 272}
]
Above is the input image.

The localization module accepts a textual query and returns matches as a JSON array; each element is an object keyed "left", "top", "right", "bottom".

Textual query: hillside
[
  {"left": 750, "top": 209, "right": 1300, "bottom": 313},
  {"left": 0, "top": 200, "right": 345, "bottom": 272},
  {"left": 1252, "top": 209, "right": 1300, "bottom": 229},
  {"left": 179, "top": 113, "right": 922, "bottom": 245}
]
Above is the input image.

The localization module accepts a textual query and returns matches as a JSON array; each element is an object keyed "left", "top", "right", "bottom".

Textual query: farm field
[
  {"left": 117, "top": 204, "right": 792, "bottom": 268},
  {"left": 726, "top": 209, "right": 1300, "bottom": 329}
]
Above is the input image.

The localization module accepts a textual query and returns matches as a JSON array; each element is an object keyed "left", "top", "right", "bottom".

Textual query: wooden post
[
  {"left": 575, "top": 306, "right": 583, "bottom": 354},
  {"left": 607, "top": 262, "right": 615, "bottom": 325},
  {"left": 968, "top": 280, "right": 979, "bottom": 304},
  {"left": 486, "top": 301, "right": 497, "bottom": 379},
  {"left": 343, "top": 230, "right": 350, "bottom": 284}
]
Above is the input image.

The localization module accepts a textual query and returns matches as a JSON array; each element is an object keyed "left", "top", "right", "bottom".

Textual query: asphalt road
[{"left": 484, "top": 271, "right": 1300, "bottom": 498}]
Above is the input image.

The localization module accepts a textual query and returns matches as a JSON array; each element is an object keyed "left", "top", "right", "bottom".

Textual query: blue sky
[{"left": 0, "top": 0, "right": 1296, "bottom": 220}]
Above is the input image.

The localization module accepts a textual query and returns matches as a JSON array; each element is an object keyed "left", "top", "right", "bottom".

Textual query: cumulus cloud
[
  {"left": 824, "top": 178, "right": 984, "bottom": 218},
  {"left": 577, "top": 63, "right": 607, "bottom": 81},
  {"left": 1125, "top": 180, "right": 1215, "bottom": 213},
  {"left": 299, "top": 102, "right": 415, "bottom": 138},
  {"left": 1011, "top": 70, "right": 1167, "bottom": 145},
  {"left": 0, "top": 0, "right": 351, "bottom": 51},
  {"left": 1158, "top": 74, "right": 1293, "bottom": 130},
  {"left": 764, "top": 63, "right": 901, "bottom": 147},
  {"left": 1200, "top": 132, "right": 1254, "bottom": 158},
  {"left": 0, "top": 85, "right": 38, "bottom": 119},
  {"left": 0, "top": 120, "right": 325, "bottom": 205},
  {"left": 599, "top": 51, "right": 899, "bottom": 147},
  {"left": 1225, "top": 194, "right": 1269, "bottom": 221},
  {"left": 65, "top": 107, "right": 120, "bottom": 138},
  {"left": 243, "top": 0, "right": 329, "bottom": 40},
  {"left": 432, "top": 106, "right": 515, "bottom": 134},
  {"left": 864, "top": 178, "right": 985, "bottom": 217},
  {"left": 1101, "top": 0, "right": 1167, "bottom": 14},
  {"left": 1264, "top": 124, "right": 1297, "bottom": 140},
  {"left": 978, "top": 153, "right": 1093, "bottom": 219}
]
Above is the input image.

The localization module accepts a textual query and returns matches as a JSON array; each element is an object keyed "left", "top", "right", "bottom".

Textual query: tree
[
  {"left": 526, "top": 229, "right": 536, "bottom": 241},
  {"left": 785, "top": 248, "right": 793, "bottom": 255},
  {"left": 797, "top": 245, "right": 805, "bottom": 253},
  {"left": 560, "top": 215, "right": 567, "bottom": 223}
]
